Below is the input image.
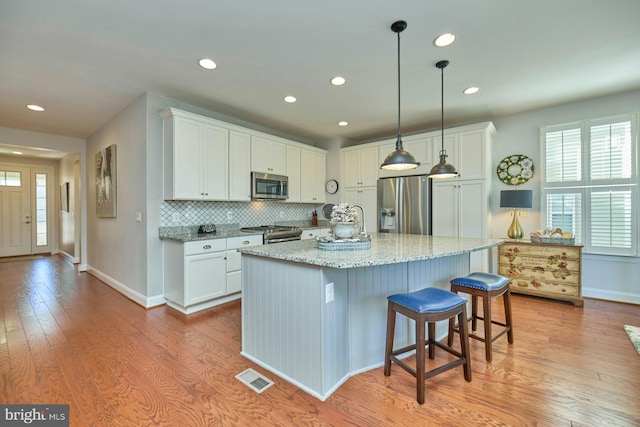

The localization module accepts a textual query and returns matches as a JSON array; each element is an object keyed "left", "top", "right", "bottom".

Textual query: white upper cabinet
[
  {"left": 161, "top": 109, "right": 228, "bottom": 201},
  {"left": 432, "top": 123, "right": 495, "bottom": 181},
  {"left": 342, "top": 146, "right": 379, "bottom": 187},
  {"left": 300, "top": 148, "right": 326, "bottom": 203},
  {"left": 162, "top": 108, "right": 327, "bottom": 203},
  {"left": 286, "top": 145, "right": 302, "bottom": 202},
  {"left": 251, "top": 136, "right": 286, "bottom": 175},
  {"left": 229, "top": 130, "right": 252, "bottom": 201},
  {"left": 378, "top": 135, "right": 433, "bottom": 178}
]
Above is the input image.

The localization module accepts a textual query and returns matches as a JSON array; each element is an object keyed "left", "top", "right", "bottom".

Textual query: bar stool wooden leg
[
  {"left": 471, "top": 294, "right": 479, "bottom": 332},
  {"left": 458, "top": 305, "right": 472, "bottom": 381},
  {"left": 483, "top": 293, "right": 493, "bottom": 362},
  {"left": 384, "top": 304, "right": 396, "bottom": 377},
  {"left": 416, "top": 314, "right": 426, "bottom": 404},
  {"left": 504, "top": 288, "right": 514, "bottom": 344}
]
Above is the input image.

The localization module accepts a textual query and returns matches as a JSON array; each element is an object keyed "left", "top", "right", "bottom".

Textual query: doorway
[{"left": 0, "top": 164, "right": 53, "bottom": 257}]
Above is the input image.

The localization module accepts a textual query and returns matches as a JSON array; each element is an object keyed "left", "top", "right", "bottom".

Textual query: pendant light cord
[
  {"left": 396, "top": 29, "right": 402, "bottom": 149},
  {"left": 440, "top": 63, "right": 444, "bottom": 154}
]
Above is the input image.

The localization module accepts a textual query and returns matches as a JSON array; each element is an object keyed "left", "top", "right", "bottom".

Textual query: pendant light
[
  {"left": 380, "top": 20, "right": 420, "bottom": 171},
  {"left": 429, "top": 60, "right": 458, "bottom": 178}
]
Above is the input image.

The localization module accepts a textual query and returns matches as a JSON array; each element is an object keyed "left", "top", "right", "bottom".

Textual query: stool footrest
[{"left": 389, "top": 340, "right": 467, "bottom": 380}]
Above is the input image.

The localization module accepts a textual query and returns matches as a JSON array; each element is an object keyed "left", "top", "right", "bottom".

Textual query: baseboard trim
[
  {"left": 582, "top": 287, "right": 640, "bottom": 305},
  {"left": 85, "top": 265, "right": 165, "bottom": 308}
]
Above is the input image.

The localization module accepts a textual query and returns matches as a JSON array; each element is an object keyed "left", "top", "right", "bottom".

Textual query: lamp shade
[{"left": 500, "top": 190, "right": 533, "bottom": 209}]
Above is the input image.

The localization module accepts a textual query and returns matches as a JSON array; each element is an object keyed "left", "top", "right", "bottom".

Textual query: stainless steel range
[{"left": 240, "top": 225, "right": 302, "bottom": 244}]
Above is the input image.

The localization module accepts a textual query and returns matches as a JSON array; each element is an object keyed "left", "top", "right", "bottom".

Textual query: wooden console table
[{"left": 498, "top": 240, "right": 583, "bottom": 307}]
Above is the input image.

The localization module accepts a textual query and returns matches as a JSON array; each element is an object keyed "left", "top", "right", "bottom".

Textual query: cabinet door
[
  {"left": 173, "top": 117, "right": 204, "bottom": 199},
  {"left": 431, "top": 181, "right": 459, "bottom": 237},
  {"left": 458, "top": 181, "right": 486, "bottom": 238},
  {"left": 286, "top": 145, "right": 301, "bottom": 202},
  {"left": 359, "top": 146, "right": 379, "bottom": 187},
  {"left": 457, "top": 129, "right": 486, "bottom": 181},
  {"left": 251, "top": 136, "right": 286, "bottom": 175},
  {"left": 300, "top": 149, "right": 326, "bottom": 203},
  {"left": 229, "top": 130, "right": 251, "bottom": 201},
  {"left": 343, "top": 150, "right": 363, "bottom": 187},
  {"left": 185, "top": 252, "right": 227, "bottom": 305},
  {"left": 203, "top": 125, "right": 229, "bottom": 200}
]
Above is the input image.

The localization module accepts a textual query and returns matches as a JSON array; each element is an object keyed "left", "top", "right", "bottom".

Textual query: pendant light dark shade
[
  {"left": 429, "top": 60, "right": 458, "bottom": 179},
  {"left": 380, "top": 20, "right": 420, "bottom": 171}
]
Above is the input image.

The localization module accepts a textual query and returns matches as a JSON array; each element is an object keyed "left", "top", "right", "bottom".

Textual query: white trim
[
  {"left": 582, "top": 289, "right": 640, "bottom": 305},
  {"left": 86, "top": 265, "right": 165, "bottom": 308}
]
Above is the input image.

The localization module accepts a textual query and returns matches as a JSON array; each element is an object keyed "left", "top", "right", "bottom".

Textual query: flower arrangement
[{"left": 330, "top": 203, "right": 359, "bottom": 224}]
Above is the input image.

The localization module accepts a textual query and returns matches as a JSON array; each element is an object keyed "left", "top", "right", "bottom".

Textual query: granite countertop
[
  {"left": 238, "top": 232, "right": 504, "bottom": 269},
  {"left": 159, "top": 225, "right": 263, "bottom": 242},
  {"left": 159, "top": 221, "right": 331, "bottom": 242}
]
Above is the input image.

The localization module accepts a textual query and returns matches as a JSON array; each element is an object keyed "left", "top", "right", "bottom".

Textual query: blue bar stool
[
  {"left": 448, "top": 272, "right": 513, "bottom": 362},
  {"left": 384, "top": 287, "right": 471, "bottom": 405}
]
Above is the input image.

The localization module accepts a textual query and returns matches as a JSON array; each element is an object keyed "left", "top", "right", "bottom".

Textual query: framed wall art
[
  {"left": 60, "top": 182, "right": 69, "bottom": 212},
  {"left": 96, "top": 144, "right": 117, "bottom": 218}
]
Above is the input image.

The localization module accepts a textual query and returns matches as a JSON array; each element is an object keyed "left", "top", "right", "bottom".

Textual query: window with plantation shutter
[{"left": 541, "top": 113, "right": 638, "bottom": 256}]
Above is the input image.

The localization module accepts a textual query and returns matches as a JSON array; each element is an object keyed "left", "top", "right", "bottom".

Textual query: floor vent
[{"left": 235, "top": 368, "right": 274, "bottom": 393}]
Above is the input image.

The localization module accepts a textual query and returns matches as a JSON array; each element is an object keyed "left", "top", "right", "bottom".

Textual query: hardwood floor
[{"left": 1, "top": 255, "right": 639, "bottom": 426}]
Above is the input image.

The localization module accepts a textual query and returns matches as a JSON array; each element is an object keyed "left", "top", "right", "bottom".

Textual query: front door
[{"left": 0, "top": 165, "right": 32, "bottom": 257}]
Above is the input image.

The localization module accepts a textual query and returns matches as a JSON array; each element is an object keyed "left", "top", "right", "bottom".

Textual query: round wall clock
[
  {"left": 325, "top": 179, "right": 339, "bottom": 194},
  {"left": 497, "top": 154, "right": 534, "bottom": 185}
]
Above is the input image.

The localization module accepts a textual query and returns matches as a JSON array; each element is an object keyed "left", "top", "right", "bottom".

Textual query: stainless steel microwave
[{"left": 251, "top": 172, "right": 288, "bottom": 200}]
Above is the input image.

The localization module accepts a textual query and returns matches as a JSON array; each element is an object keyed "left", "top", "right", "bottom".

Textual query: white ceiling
[{"left": 2, "top": 0, "right": 640, "bottom": 148}]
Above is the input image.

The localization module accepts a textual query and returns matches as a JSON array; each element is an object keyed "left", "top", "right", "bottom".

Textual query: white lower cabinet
[
  {"left": 163, "top": 235, "right": 262, "bottom": 314},
  {"left": 301, "top": 228, "right": 330, "bottom": 240}
]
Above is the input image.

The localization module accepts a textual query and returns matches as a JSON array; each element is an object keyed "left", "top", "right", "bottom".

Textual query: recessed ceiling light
[
  {"left": 434, "top": 33, "right": 455, "bottom": 47},
  {"left": 331, "top": 76, "right": 346, "bottom": 86},
  {"left": 26, "top": 104, "right": 45, "bottom": 112},
  {"left": 198, "top": 58, "right": 217, "bottom": 70},
  {"left": 463, "top": 87, "right": 480, "bottom": 95},
  {"left": 284, "top": 96, "right": 297, "bottom": 103},
  {"left": 338, "top": 121, "right": 349, "bottom": 127}
]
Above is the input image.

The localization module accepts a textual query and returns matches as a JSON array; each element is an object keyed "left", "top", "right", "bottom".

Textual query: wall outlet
[
  {"left": 325, "top": 282, "right": 334, "bottom": 303},
  {"left": 279, "top": 210, "right": 285, "bottom": 219},
  {"left": 520, "top": 209, "right": 530, "bottom": 218},
  {"left": 227, "top": 211, "right": 234, "bottom": 221},
  {"left": 172, "top": 212, "right": 180, "bottom": 223}
]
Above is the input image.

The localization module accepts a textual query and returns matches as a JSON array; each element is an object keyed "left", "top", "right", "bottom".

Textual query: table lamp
[{"left": 500, "top": 190, "right": 533, "bottom": 239}]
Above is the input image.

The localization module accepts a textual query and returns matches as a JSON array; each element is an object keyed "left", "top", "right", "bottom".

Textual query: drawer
[
  {"left": 498, "top": 262, "right": 580, "bottom": 285},
  {"left": 227, "top": 235, "right": 263, "bottom": 250},
  {"left": 499, "top": 266, "right": 580, "bottom": 296},
  {"left": 184, "top": 239, "right": 226, "bottom": 255},
  {"left": 301, "top": 228, "right": 330, "bottom": 240}
]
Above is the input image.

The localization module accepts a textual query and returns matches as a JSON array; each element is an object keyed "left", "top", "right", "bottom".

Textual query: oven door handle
[{"left": 266, "top": 236, "right": 301, "bottom": 244}]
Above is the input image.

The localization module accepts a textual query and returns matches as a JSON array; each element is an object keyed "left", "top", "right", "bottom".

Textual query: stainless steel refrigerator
[{"left": 377, "top": 175, "right": 431, "bottom": 235}]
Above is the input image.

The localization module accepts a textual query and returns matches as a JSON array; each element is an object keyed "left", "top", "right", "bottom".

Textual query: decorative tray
[
  {"left": 530, "top": 236, "right": 575, "bottom": 245},
  {"left": 316, "top": 235, "right": 372, "bottom": 251}
]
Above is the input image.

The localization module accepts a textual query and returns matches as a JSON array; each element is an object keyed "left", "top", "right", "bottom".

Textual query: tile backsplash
[{"left": 160, "top": 200, "right": 325, "bottom": 227}]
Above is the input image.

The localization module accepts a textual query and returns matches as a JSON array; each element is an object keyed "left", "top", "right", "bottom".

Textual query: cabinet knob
[{"left": 203, "top": 244, "right": 211, "bottom": 249}]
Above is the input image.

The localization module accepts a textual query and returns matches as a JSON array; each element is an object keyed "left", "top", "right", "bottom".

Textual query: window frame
[{"left": 540, "top": 113, "right": 639, "bottom": 257}]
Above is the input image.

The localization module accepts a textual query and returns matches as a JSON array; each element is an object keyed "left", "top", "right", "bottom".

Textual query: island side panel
[
  {"left": 347, "top": 263, "right": 410, "bottom": 373},
  {"left": 241, "top": 254, "right": 349, "bottom": 399}
]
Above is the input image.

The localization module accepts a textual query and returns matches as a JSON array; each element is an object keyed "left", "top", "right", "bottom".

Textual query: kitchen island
[{"left": 239, "top": 233, "right": 503, "bottom": 400}]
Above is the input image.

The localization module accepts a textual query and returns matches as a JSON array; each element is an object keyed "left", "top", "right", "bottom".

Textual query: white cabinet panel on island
[{"left": 163, "top": 235, "right": 262, "bottom": 314}]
